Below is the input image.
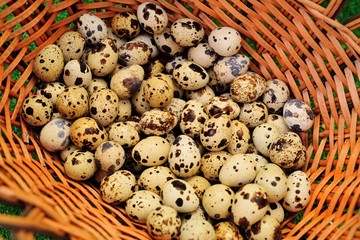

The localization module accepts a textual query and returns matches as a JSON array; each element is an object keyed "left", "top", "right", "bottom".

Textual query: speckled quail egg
[
  {"left": 162, "top": 179, "right": 200, "bottom": 213},
  {"left": 246, "top": 154, "right": 269, "bottom": 171},
  {"left": 39, "top": 118, "right": 71, "bottom": 152},
  {"left": 100, "top": 170, "right": 137, "bottom": 204},
  {"left": 202, "top": 184, "right": 234, "bottom": 219},
  {"left": 138, "top": 166, "right": 176, "bottom": 195},
  {"left": 165, "top": 55, "right": 187, "bottom": 74},
  {"left": 22, "top": 95, "right": 53, "bottom": 127},
  {"left": 170, "top": 18, "right": 204, "bottom": 47},
  {"left": 137, "top": 2, "right": 168, "bottom": 34},
  {"left": 60, "top": 144, "right": 80, "bottom": 162},
  {"left": 168, "top": 135, "right": 201, "bottom": 178},
  {"left": 180, "top": 219, "right": 216, "bottom": 240},
  {"left": 208, "top": 27, "right": 242, "bottom": 57},
  {"left": 77, "top": 13, "right": 107, "bottom": 45},
  {"left": 205, "top": 96, "right": 240, "bottom": 119},
  {"left": 37, "top": 82, "right": 66, "bottom": 107},
  {"left": 214, "top": 221, "right": 243, "bottom": 240},
  {"left": 111, "top": 12, "right": 140, "bottom": 39},
  {"left": 187, "top": 43, "right": 217, "bottom": 68},
  {"left": 140, "top": 109, "right": 178, "bottom": 136},
  {"left": 244, "top": 215, "right": 281, "bottom": 240},
  {"left": 232, "top": 183, "right": 269, "bottom": 228},
  {"left": 70, "top": 117, "right": 108, "bottom": 151},
  {"left": 63, "top": 60, "right": 92, "bottom": 87},
  {"left": 146, "top": 205, "right": 181, "bottom": 240},
  {"left": 86, "top": 78, "right": 108, "bottom": 95},
  {"left": 94, "top": 140, "right": 125, "bottom": 173},
  {"left": 213, "top": 54, "right": 250, "bottom": 84},
  {"left": 64, "top": 150, "right": 97, "bottom": 181},
  {"left": 283, "top": 170, "right": 311, "bottom": 212},
  {"left": 181, "top": 206, "right": 210, "bottom": 225},
  {"left": 252, "top": 123, "right": 281, "bottom": 157},
  {"left": 125, "top": 190, "right": 162, "bottom": 223},
  {"left": 200, "top": 151, "right": 231, "bottom": 181},
  {"left": 230, "top": 72, "right": 267, "bottom": 103},
  {"left": 266, "top": 201, "right": 285, "bottom": 223},
  {"left": 262, "top": 79, "right": 290, "bottom": 113},
  {"left": 179, "top": 100, "right": 208, "bottom": 138},
  {"left": 254, "top": 163, "right": 287, "bottom": 203},
  {"left": 283, "top": 99, "right": 314, "bottom": 132},
  {"left": 185, "top": 85, "right": 215, "bottom": 106},
  {"left": 108, "top": 122, "right": 140, "bottom": 148},
  {"left": 33, "top": 44, "right": 64, "bottom": 83},
  {"left": 173, "top": 61, "right": 209, "bottom": 90},
  {"left": 131, "top": 80, "right": 151, "bottom": 115},
  {"left": 116, "top": 99, "right": 132, "bottom": 122},
  {"left": 110, "top": 64, "right": 144, "bottom": 99},
  {"left": 118, "top": 40, "right": 151, "bottom": 66},
  {"left": 57, "top": 31, "right": 85, "bottom": 63},
  {"left": 239, "top": 101, "right": 268, "bottom": 128},
  {"left": 219, "top": 153, "right": 257, "bottom": 187},
  {"left": 200, "top": 113, "right": 232, "bottom": 151},
  {"left": 163, "top": 98, "right": 186, "bottom": 120},
  {"left": 266, "top": 114, "right": 290, "bottom": 134},
  {"left": 154, "top": 28, "right": 185, "bottom": 57},
  {"left": 226, "top": 120, "right": 251, "bottom": 154},
  {"left": 133, "top": 34, "right": 160, "bottom": 59},
  {"left": 132, "top": 136, "right": 170, "bottom": 166},
  {"left": 144, "top": 73, "right": 174, "bottom": 108},
  {"left": 56, "top": 86, "right": 88, "bottom": 120},
  {"left": 87, "top": 38, "right": 118, "bottom": 77},
  {"left": 269, "top": 132, "right": 306, "bottom": 169},
  {"left": 89, "top": 88, "right": 119, "bottom": 127},
  {"left": 185, "top": 176, "right": 211, "bottom": 200}
]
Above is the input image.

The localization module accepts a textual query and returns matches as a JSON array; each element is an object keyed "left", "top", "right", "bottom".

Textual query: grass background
[{"left": 0, "top": 0, "right": 359, "bottom": 239}]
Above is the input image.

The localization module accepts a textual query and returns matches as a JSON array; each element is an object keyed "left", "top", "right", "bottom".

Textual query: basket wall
[{"left": 0, "top": 0, "right": 359, "bottom": 239}]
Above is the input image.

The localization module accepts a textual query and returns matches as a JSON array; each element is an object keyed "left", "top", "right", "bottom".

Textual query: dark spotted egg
[
  {"left": 111, "top": 12, "right": 141, "bottom": 39},
  {"left": 213, "top": 54, "right": 250, "bottom": 84},
  {"left": 283, "top": 99, "right": 314, "bottom": 132},
  {"left": 63, "top": 60, "right": 92, "bottom": 87},
  {"left": 56, "top": 86, "right": 89, "bottom": 120},
  {"left": 262, "top": 79, "right": 290, "bottom": 113},
  {"left": 77, "top": 13, "right": 107, "bottom": 45},
  {"left": 37, "top": 82, "right": 66, "bottom": 107},
  {"left": 146, "top": 206, "right": 182, "bottom": 239},
  {"left": 244, "top": 215, "right": 281, "bottom": 240},
  {"left": 94, "top": 140, "right": 125, "bottom": 173},
  {"left": 283, "top": 170, "right": 311, "bottom": 212},
  {"left": 64, "top": 149, "right": 97, "bottom": 181},
  {"left": 57, "top": 31, "right": 85, "bottom": 63},
  {"left": 118, "top": 40, "right": 151, "bottom": 66},
  {"left": 154, "top": 28, "right": 185, "bottom": 57},
  {"left": 138, "top": 166, "right": 176, "bottom": 195},
  {"left": 187, "top": 43, "right": 218, "bottom": 69},
  {"left": 39, "top": 118, "right": 72, "bottom": 152},
  {"left": 230, "top": 71, "right": 267, "bottom": 103},
  {"left": 137, "top": 2, "right": 168, "bottom": 34},
  {"left": 179, "top": 100, "right": 209, "bottom": 138},
  {"left": 172, "top": 61, "right": 209, "bottom": 90},
  {"left": 170, "top": 18, "right": 205, "bottom": 47},
  {"left": 22, "top": 95, "right": 53, "bottom": 127},
  {"left": 208, "top": 27, "right": 242, "bottom": 57},
  {"left": 89, "top": 88, "right": 119, "bottom": 127}
]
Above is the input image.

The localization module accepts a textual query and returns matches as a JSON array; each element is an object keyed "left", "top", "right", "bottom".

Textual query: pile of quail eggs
[{"left": 22, "top": 2, "right": 315, "bottom": 239}]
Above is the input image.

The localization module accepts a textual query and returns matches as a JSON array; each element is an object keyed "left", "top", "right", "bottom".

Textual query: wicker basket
[{"left": 0, "top": 0, "right": 359, "bottom": 239}]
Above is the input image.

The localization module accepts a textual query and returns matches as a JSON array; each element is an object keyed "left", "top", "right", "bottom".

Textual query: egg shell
[
  {"left": 100, "top": 170, "right": 137, "bottom": 204},
  {"left": 154, "top": 28, "right": 185, "bottom": 57},
  {"left": 165, "top": 55, "right": 187, "bottom": 74},
  {"left": 187, "top": 43, "right": 218, "bottom": 68},
  {"left": 219, "top": 153, "right": 257, "bottom": 187},
  {"left": 179, "top": 100, "right": 209, "bottom": 138},
  {"left": 226, "top": 120, "right": 250, "bottom": 154},
  {"left": 39, "top": 118, "right": 72, "bottom": 152},
  {"left": 118, "top": 40, "right": 151, "bottom": 66},
  {"left": 116, "top": 99, "right": 132, "bottom": 122},
  {"left": 138, "top": 166, "right": 176, "bottom": 195},
  {"left": 266, "top": 114, "right": 290, "bottom": 134},
  {"left": 179, "top": 219, "right": 216, "bottom": 240},
  {"left": 87, "top": 38, "right": 118, "bottom": 77},
  {"left": 57, "top": 31, "right": 86, "bottom": 63},
  {"left": 185, "top": 85, "right": 216, "bottom": 106},
  {"left": 162, "top": 179, "right": 200, "bottom": 213},
  {"left": 262, "top": 79, "right": 290, "bottom": 113},
  {"left": 132, "top": 136, "right": 170, "bottom": 166},
  {"left": 232, "top": 183, "right": 269, "bottom": 228},
  {"left": 125, "top": 190, "right": 162, "bottom": 223},
  {"left": 170, "top": 18, "right": 205, "bottom": 47},
  {"left": 140, "top": 109, "right": 178, "bottom": 136},
  {"left": 163, "top": 98, "right": 186, "bottom": 120},
  {"left": 207, "top": 96, "right": 240, "bottom": 120},
  {"left": 137, "top": 2, "right": 168, "bottom": 34},
  {"left": 110, "top": 64, "right": 144, "bottom": 99},
  {"left": 60, "top": 144, "right": 80, "bottom": 162},
  {"left": 168, "top": 135, "right": 201, "bottom": 178},
  {"left": 56, "top": 86, "right": 89, "bottom": 120},
  {"left": 94, "top": 140, "right": 125, "bottom": 173},
  {"left": 246, "top": 154, "right": 269, "bottom": 171},
  {"left": 133, "top": 34, "right": 160, "bottom": 59},
  {"left": 146, "top": 206, "right": 181, "bottom": 240},
  {"left": 200, "top": 113, "right": 232, "bottom": 151},
  {"left": 266, "top": 201, "right": 285, "bottom": 223},
  {"left": 89, "top": 88, "right": 119, "bottom": 126},
  {"left": 208, "top": 27, "right": 242, "bottom": 57},
  {"left": 283, "top": 170, "right": 311, "bottom": 212},
  {"left": 269, "top": 132, "right": 306, "bottom": 169},
  {"left": 111, "top": 12, "right": 140, "bottom": 39},
  {"left": 22, "top": 95, "right": 53, "bottom": 127},
  {"left": 70, "top": 117, "right": 108, "bottom": 151},
  {"left": 213, "top": 54, "right": 250, "bottom": 84},
  {"left": 77, "top": 13, "right": 107, "bottom": 45},
  {"left": 283, "top": 99, "right": 314, "bottom": 132},
  {"left": 244, "top": 215, "right": 281, "bottom": 240},
  {"left": 185, "top": 176, "right": 211, "bottom": 200},
  {"left": 200, "top": 151, "right": 231, "bottom": 181},
  {"left": 64, "top": 150, "right": 97, "bottom": 181},
  {"left": 37, "top": 82, "right": 66, "bottom": 108},
  {"left": 254, "top": 163, "right": 287, "bottom": 203},
  {"left": 214, "top": 221, "right": 243, "bottom": 240},
  {"left": 144, "top": 73, "right": 174, "bottom": 108},
  {"left": 181, "top": 206, "right": 210, "bottom": 225},
  {"left": 246, "top": 143, "right": 259, "bottom": 154},
  {"left": 34, "top": 44, "right": 64, "bottom": 83},
  {"left": 86, "top": 78, "right": 108, "bottom": 95},
  {"left": 252, "top": 123, "right": 281, "bottom": 157},
  {"left": 131, "top": 80, "right": 152, "bottom": 115},
  {"left": 230, "top": 72, "right": 267, "bottom": 103},
  {"left": 173, "top": 61, "right": 209, "bottom": 90},
  {"left": 202, "top": 184, "right": 234, "bottom": 219},
  {"left": 108, "top": 122, "right": 140, "bottom": 148},
  {"left": 239, "top": 101, "right": 268, "bottom": 128}
]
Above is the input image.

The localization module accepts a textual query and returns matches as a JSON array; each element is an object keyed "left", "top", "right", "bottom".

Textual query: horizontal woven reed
[{"left": 0, "top": 0, "right": 359, "bottom": 239}]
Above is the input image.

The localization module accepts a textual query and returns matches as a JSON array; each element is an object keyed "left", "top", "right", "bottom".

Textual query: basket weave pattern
[{"left": 0, "top": 0, "right": 359, "bottom": 239}]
